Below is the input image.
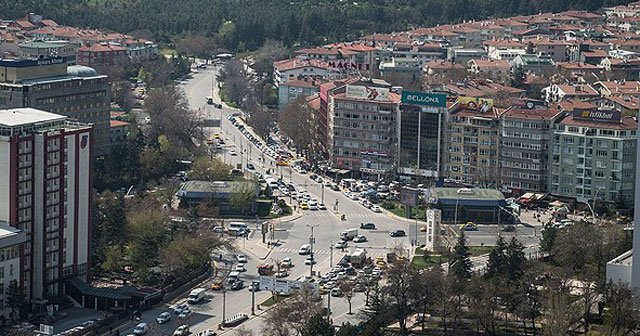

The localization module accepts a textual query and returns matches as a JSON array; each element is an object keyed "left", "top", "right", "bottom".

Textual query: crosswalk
[
  {"left": 299, "top": 211, "right": 385, "bottom": 219},
  {"left": 271, "top": 246, "right": 389, "bottom": 259}
]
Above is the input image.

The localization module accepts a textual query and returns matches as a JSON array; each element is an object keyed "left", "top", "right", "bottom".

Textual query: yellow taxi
[
  {"left": 300, "top": 202, "right": 309, "bottom": 210},
  {"left": 211, "top": 281, "right": 223, "bottom": 290},
  {"left": 213, "top": 133, "right": 221, "bottom": 139},
  {"left": 375, "top": 256, "right": 386, "bottom": 267},
  {"left": 420, "top": 226, "right": 427, "bottom": 232}
]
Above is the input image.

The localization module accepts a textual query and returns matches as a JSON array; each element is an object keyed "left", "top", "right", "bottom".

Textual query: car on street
[
  {"left": 308, "top": 201, "right": 318, "bottom": 210},
  {"left": 230, "top": 280, "right": 245, "bottom": 290},
  {"left": 235, "top": 263, "right": 246, "bottom": 272},
  {"left": 178, "top": 308, "right": 192, "bottom": 319},
  {"left": 360, "top": 222, "right": 376, "bottom": 230},
  {"left": 353, "top": 235, "right": 367, "bottom": 243},
  {"left": 318, "top": 203, "right": 327, "bottom": 210},
  {"left": 229, "top": 150, "right": 237, "bottom": 156},
  {"left": 246, "top": 163, "right": 255, "bottom": 170},
  {"left": 300, "top": 202, "right": 309, "bottom": 210},
  {"left": 195, "top": 330, "right": 218, "bottom": 336},
  {"left": 173, "top": 303, "right": 189, "bottom": 315},
  {"left": 213, "top": 225, "right": 224, "bottom": 233},
  {"left": 133, "top": 323, "right": 148, "bottom": 335},
  {"left": 275, "top": 270, "right": 289, "bottom": 278},
  {"left": 370, "top": 205, "right": 382, "bottom": 212},
  {"left": 211, "top": 281, "right": 223, "bottom": 290},
  {"left": 281, "top": 257, "right": 293, "bottom": 268},
  {"left": 236, "top": 254, "right": 248, "bottom": 263},
  {"left": 304, "top": 256, "right": 316, "bottom": 265},
  {"left": 173, "top": 325, "right": 190, "bottom": 336},
  {"left": 331, "top": 288, "right": 343, "bottom": 297},
  {"left": 156, "top": 311, "right": 171, "bottom": 324},
  {"left": 335, "top": 241, "right": 348, "bottom": 249},
  {"left": 390, "top": 230, "right": 406, "bottom": 237},
  {"left": 459, "top": 222, "right": 478, "bottom": 231},
  {"left": 502, "top": 224, "right": 516, "bottom": 232}
]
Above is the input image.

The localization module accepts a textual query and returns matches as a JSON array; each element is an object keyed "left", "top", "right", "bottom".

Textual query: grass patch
[
  {"left": 469, "top": 245, "right": 494, "bottom": 256},
  {"left": 388, "top": 205, "right": 427, "bottom": 219},
  {"left": 261, "top": 295, "right": 285, "bottom": 307},
  {"left": 411, "top": 254, "right": 447, "bottom": 270}
]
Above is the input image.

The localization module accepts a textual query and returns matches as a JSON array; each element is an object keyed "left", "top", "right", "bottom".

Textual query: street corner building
[
  {"left": 175, "top": 180, "right": 260, "bottom": 216},
  {"left": 0, "top": 108, "right": 92, "bottom": 318},
  {"left": 429, "top": 187, "right": 515, "bottom": 225}
]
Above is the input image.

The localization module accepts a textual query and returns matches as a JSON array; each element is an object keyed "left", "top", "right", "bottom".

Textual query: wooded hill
[{"left": 2, "top": 0, "right": 635, "bottom": 51}]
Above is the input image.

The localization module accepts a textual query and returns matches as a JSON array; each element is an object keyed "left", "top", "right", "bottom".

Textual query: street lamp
[
  {"left": 307, "top": 224, "right": 318, "bottom": 277},
  {"left": 330, "top": 243, "right": 334, "bottom": 267},
  {"left": 592, "top": 186, "right": 605, "bottom": 222},
  {"left": 218, "top": 287, "right": 227, "bottom": 330},
  {"left": 321, "top": 183, "right": 325, "bottom": 204}
]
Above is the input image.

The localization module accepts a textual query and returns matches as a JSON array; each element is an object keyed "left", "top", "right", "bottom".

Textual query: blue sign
[{"left": 401, "top": 91, "right": 447, "bottom": 107}]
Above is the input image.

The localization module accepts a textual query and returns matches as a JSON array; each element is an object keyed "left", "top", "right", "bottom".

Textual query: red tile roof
[
  {"left": 306, "top": 94, "right": 321, "bottom": 110},
  {"left": 110, "top": 120, "right": 129, "bottom": 128},
  {"left": 557, "top": 100, "right": 597, "bottom": 111},
  {"left": 79, "top": 43, "right": 127, "bottom": 52},
  {"left": 559, "top": 115, "right": 637, "bottom": 130},
  {"left": 501, "top": 107, "right": 560, "bottom": 120}
]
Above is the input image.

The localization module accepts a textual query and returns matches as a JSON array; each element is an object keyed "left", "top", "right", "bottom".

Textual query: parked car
[
  {"left": 304, "top": 256, "right": 316, "bottom": 265},
  {"left": 318, "top": 203, "right": 327, "bottom": 210},
  {"left": 236, "top": 254, "right": 248, "bottom": 263},
  {"left": 459, "top": 222, "right": 478, "bottom": 231},
  {"left": 335, "top": 241, "right": 348, "bottom": 249},
  {"left": 370, "top": 205, "right": 382, "bottom": 212},
  {"left": 173, "top": 304, "right": 189, "bottom": 315},
  {"left": 230, "top": 280, "right": 245, "bottom": 290},
  {"left": 132, "top": 323, "right": 148, "bottom": 335}
]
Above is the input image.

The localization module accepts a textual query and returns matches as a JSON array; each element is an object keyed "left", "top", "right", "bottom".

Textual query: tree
[
  {"left": 541, "top": 278, "right": 579, "bottom": 336},
  {"left": 252, "top": 39, "right": 288, "bottom": 78},
  {"left": 161, "top": 230, "right": 231, "bottom": 276},
  {"left": 102, "top": 246, "right": 127, "bottom": 273},
  {"left": 603, "top": 282, "right": 640, "bottom": 335},
  {"left": 6, "top": 280, "right": 27, "bottom": 321},
  {"left": 539, "top": 222, "right": 557, "bottom": 254},
  {"left": 125, "top": 206, "right": 170, "bottom": 275},
  {"left": 234, "top": 327, "right": 255, "bottom": 336},
  {"left": 383, "top": 261, "right": 415, "bottom": 335},
  {"left": 467, "top": 276, "right": 499, "bottom": 335},
  {"left": 505, "top": 236, "right": 526, "bottom": 281},
  {"left": 410, "top": 266, "right": 443, "bottom": 331},
  {"left": 218, "top": 60, "right": 249, "bottom": 106},
  {"left": 301, "top": 314, "right": 335, "bottom": 336},
  {"left": 92, "top": 191, "right": 127, "bottom": 267},
  {"left": 245, "top": 101, "right": 276, "bottom": 140},
  {"left": 335, "top": 323, "right": 359, "bottom": 336},
  {"left": 262, "top": 288, "right": 324, "bottom": 336},
  {"left": 229, "top": 184, "right": 257, "bottom": 216},
  {"left": 145, "top": 85, "right": 204, "bottom": 148},
  {"left": 511, "top": 66, "right": 527, "bottom": 89},
  {"left": 189, "top": 156, "right": 233, "bottom": 181},
  {"left": 175, "top": 34, "right": 218, "bottom": 61},
  {"left": 485, "top": 235, "right": 507, "bottom": 279},
  {"left": 278, "top": 96, "right": 317, "bottom": 152},
  {"left": 340, "top": 282, "right": 355, "bottom": 315},
  {"left": 450, "top": 231, "right": 472, "bottom": 280}
]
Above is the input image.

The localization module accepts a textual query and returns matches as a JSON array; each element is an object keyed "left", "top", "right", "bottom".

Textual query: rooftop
[
  {"left": 0, "top": 108, "right": 65, "bottom": 127},
  {"left": 431, "top": 187, "right": 505, "bottom": 201}
]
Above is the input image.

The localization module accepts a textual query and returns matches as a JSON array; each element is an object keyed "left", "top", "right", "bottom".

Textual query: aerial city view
[{"left": 2, "top": 0, "right": 640, "bottom": 335}]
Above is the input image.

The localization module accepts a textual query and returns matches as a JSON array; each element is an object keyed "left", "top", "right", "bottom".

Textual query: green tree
[
  {"left": 450, "top": 231, "right": 472, "bottom": 280},
  {"left": 506, "top": 236, "right": 526, "bottom": 281},
  {"left": 511, "top": 66, "right": 526, "bottom": 89},
  {"left": 6, "top": 280, "right": 27, "bottom": 321},
  {"left": 335, "top": 323, "right": 358, "bottom": 336},
  {"left": 102, "top": 246, "right": 127, "bottom": 273},
  {"left": 126, "top": 207, "right": 169, "bottom": 275},
  {"left": 485, "top": 235, "right": 507, "bottom": 279},
  {"left": 92, "top": 191, "right": 127, "bottom": 267},
  {"left": 539, "top": 222, "right": 557, "bottom": 254},
  {"left": 301, "top": 314, "right": 334, "bottom": 336},
  {"left": 189, "top": 156, "right": 233, "bottom": 181},
  {"left": 230, "top": 184, "right": 257, "bottom": 216}
]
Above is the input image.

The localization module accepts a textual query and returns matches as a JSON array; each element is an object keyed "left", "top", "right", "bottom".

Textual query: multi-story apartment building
[
  {"left": 499, "top": 106, "right": 560, "bottom": 194},
  {"left": 0, "top": 223, "right": 26, "bottom": 320},
  {"left": 549, "top": 109, "right": 637, "bottom": 205},
  {"left": 328, "top": 80, "right": 400, "bottom": 180},
  {"left": 0, "top": 57, "right": 110, "bottom": 156},
  {"left": 444, "top": 100, "right": 501, "bottom": 187},
  {"left": 0, "top": 108, "right": 92, "bottom": 301},
  {"left": 397, "top": 91, "right": 447, "bottom": 182}
]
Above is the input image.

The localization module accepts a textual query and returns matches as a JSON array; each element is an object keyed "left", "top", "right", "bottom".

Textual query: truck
[
  {"left": 349, "top": 249, "right": 367, "bottom": 267},
  {"left": 340, "top": 228, "right": 358, "bottom": 241},
  {"left": 187, "top": 287, "right": 207, "bottom": 304}
]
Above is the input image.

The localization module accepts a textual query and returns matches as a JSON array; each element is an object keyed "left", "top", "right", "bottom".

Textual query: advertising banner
[
  {"left": 572, "top": 109, "right": 621, "bottom": 123},
  {"left": 457, "top": 97, "right": 494, "bottom": 113},
  {"left": 401, "top": 91, "right": 447, "bottom": 107},
  {"left": 346, "top": 85, "right": 390, "bottom": 101}
]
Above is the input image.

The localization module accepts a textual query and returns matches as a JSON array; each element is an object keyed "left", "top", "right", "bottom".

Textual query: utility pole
[
  {"left": 330, "top": 243, "right": 334, "bottom": 267},
  {"left": 308, "top": 224, "right": 318, "bottom": 277}
]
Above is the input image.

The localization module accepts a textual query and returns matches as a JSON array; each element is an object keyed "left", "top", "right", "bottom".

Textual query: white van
[
  {"left": 227, "top": 271, "right": 241, "bottom": 284},
  {"left": 228, "top": 222, "right": 248, "bottom": 236},
  {"left": 133, "top": 322, "right": 148, "bottom": 335},
  {"left": 298, "top": 244, "right": 311, "bottom": 255},
  {"left": 266, "top": 178, "right": 279, "bottom": 189}
]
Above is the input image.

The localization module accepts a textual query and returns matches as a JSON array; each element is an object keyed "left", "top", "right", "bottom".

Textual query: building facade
[
  {"left": 444, "top": 100, "right": 501, "bottom": 187},
  {"left": 0, "top": 108, "right": 92, "bottom": 301},
  {"left": 499, "top": 106, "right": 560, "bottom": 194},
  {"left": 0, "top": 57, "right": 110, "bottom": 156},
  {"left": 549, "top": 110, "right": 637, "bottom": 205},
  {"left": 0, "top": 224, "right": 26, "bottom": 320},
  {"left": 328, "top": 81, "right": 400, "bottom": 179}
]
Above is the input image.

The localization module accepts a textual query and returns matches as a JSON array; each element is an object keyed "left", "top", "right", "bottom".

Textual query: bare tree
[
  {"left": 262, "top": 288, "right": 324, "bottom": 336},
  {"left": 383, "top": 260, "right": 416, "bottom": 335},
  {"left": 252, "top": 39, "right": 289, "bottom": 78},
  {"left": 278, "top": 96, "right": 317, "bottom": 151},
  {"left": 603, "top": 282, "right": 640, "bottom": 335},
  {"left": 145, "top": 85, "right": 204, "bottom": 147},
  {"left": 218, "top": 59, "right": 250, "bottom": 106},
  {"left": 340, "top": 282, "right": 355, "bottom": 315},
  {"left": 234, "top": 327, "right": 256, "bottom": 336},
  {"left": 541, "top": 276, "right": 579, "bottom": 336},
  {"left": 410, "top": 267, "right": 443, "bottom": 332}
]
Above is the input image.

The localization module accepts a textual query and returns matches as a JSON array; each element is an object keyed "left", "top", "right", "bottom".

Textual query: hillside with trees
[{"left": 1, "top": 0, "right": 635, "bottom": 51}]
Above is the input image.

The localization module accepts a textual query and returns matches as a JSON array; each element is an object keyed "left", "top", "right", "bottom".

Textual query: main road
[{"left": 116, "top": 63, "right": 541, "bottom": 335}]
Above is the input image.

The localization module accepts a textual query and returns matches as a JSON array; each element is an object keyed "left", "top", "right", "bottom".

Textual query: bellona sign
[{"left": 401, "top": 91, "right": 447, "bottom": 107}]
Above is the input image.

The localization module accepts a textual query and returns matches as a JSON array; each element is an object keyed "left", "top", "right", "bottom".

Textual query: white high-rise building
[{"left": 0, "top": 108, "right": 92, "bottom": 301}]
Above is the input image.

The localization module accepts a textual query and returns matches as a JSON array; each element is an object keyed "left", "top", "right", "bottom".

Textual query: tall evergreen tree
[
  {"left": 450, "top": 231, "right": 472, "bottom": 280},
  {"left": 506, "top": 237, "right": 527, "bottom": 281},
  {"left": 485, "top": 235, "right": 507, "bottom": 279}
]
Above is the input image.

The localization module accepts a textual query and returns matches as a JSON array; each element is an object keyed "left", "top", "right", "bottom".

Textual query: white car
[
  {"left": 156, "top": 311, "right": 171, "bottom": 324},
  {"left": 235, "top": 263, "right": 246, "bottom": 272},
  {"left": 335, "top": 241, "right": 348, "bottom": 249},
  {"left": 281, "top": 257, "right": 293, "bottom": 268},
  {"left": 353, "top": 235, "right": 367, "bottom": 243},
  {"left": 173, "top": 303, "right": 189, "bottom": 315},
  {"left": 304, "top": 256, "right": 316, "bottom": 265},
  {"left": 371, "top": 205, "right": 382, "bottom": 212},
  {"left": 229, "top": 150, "right": 237, "bottom": 156},
  {"left": 308, "top": 202, "right": 318, "bottom": 210},
  {"left": 318, "top": 203, "right": 327, "bottom": 210},
  {"left": 236, "top": 254, "right": 247, "bottom": 263},
  {"left": 196, "top": 329, "right": 218, "bottom": 336},
  {"left": 173, "top": 325, "right": 190, "bottom": 336}
]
